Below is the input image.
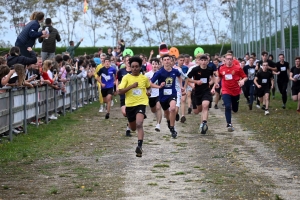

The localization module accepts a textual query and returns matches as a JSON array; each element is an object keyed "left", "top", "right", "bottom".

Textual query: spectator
[
  {"left": 93, "top": 53, "right": 101, "bottom": 65},
  {"left": 38, "top": 18, "right": 61, "bottom": 61},
  {"left": 6, "top": 64, "right": 33, "bottom": 88},
  {"left": 66, "top": 38, "right": 83, "bottom": 59},
  {"left": 112, "top": 47, "right": 117, "bottom": 57},
  {"left": 0, "top": 65, "right": 10, "bottom": 88},
  {"left": 118, "top": 39, "right": 125, "bottom": 56},
  {"left": 7, "top": 46, "right": 37, "bottom": 68},
  {"left": 0, "top": 56, "right": 7, "bottom": 65},
  {"left": 15, "top": 12, "right": 48, "bottom": 57},
  {"left": 25, "top": 11, "right": 37, "bottom": 25},
  {"left": 107, "top": 47, "right": 113, "bottom": 57}
]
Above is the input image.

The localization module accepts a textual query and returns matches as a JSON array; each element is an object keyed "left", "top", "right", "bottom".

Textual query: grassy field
[{"left": 235, "top": 93, "right": 300, "bottom": 165}]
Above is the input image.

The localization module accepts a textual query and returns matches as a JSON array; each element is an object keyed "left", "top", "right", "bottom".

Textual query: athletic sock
[
  {"left": 138, "top": 140, "right": 143, "bottom": 148},
  {"left": 202, "top": 120, "right": 207, "bottom": 124}
]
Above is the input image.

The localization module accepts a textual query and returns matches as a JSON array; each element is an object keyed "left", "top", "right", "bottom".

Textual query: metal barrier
[{"left": 0, "top": 78, "right": 98, "bottom": 141}]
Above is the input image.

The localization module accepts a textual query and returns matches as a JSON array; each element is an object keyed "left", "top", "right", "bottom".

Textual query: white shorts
[{"left": 176, "top": 93, "right": 181, "bottom": 107}]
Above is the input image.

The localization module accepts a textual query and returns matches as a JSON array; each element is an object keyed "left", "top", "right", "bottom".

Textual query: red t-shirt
[
  {"left": 41, "top": 71, "right": 54, "bottom": 84},
  {"left": 219, "top": 64, "right": 246, "bottom": 96}
]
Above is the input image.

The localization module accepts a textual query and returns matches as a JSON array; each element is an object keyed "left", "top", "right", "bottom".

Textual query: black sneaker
[
  {"left": 126, "top": 130, "right": 132, "bottom": 137},
  {"left": 144, "top": 114, "right": 147, "bottom": 119},
  {"left": 135, "top": 146, "right": 143, "bottom": 157},
  {"left": 214, "top": 104, "right": 219, "bottom": 109},
  {"left": 180, "top": 116, "right": 186, "bottom": 123},
  {"left": 282, "top": 104, "right": 286, "bottom": 109},
  {"left": 248, "top": 104, "right": 253, "bottom": 110},
  {"left": 200, "top": 123, "right": 208, "bottom": 135},
  {"left": 261, "top": 105, "right": 266, "bottom": 110},
  {"left": 105, "top": 113, "right": 110, "bottom": 119},
  {"left": 188, "top": 108, "right": 192, "bottom": 114},
  {"left": 170, "top": 128, "right": 177, "bottom": 138},
  {"left": 176, "top": 113, "right": 180, "bottom": 121}
]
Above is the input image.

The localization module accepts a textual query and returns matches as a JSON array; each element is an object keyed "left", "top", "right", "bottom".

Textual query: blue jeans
[{"left": 222, "top": 94, "right": 240, "bottom": 124}]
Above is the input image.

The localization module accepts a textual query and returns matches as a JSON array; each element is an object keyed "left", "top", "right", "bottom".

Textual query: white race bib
[
  {"left": 262, "top": 79, "right": 267, "bottom": 83},
  {"left": 163, "top": 89, "right": 172, "bottom": 95},
  {"left": 280, "top": 67, "right": 286, "bottom": 71},
  {"left": 132, "top": 88, "right": 142, "bottom": 96},
  {"left": 225, "top": 74, "right": 233, "bottom": 80},
  {"left": 200, "top": 78, "right": 208, "bottom": 83}
]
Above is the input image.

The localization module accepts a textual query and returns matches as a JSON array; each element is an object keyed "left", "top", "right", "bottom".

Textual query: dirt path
[{"left": 1, "top": 102, "right": 300, "bottom": 200}]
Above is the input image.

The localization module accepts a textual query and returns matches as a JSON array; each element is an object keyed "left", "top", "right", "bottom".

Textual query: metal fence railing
[
  {"left": 0, "top": 78, "right": 98, "bottom": 142},
  {"left": 231, "top": 0, "right": 300, "bottom": 65}
]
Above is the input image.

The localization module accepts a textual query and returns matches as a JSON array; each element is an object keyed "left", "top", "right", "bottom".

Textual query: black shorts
[
  {"left": 215, "top": 86, "right": 221, "bottom": 94},
  {"left": 120, "top": 98, "right": 125, "bottom": 107},
  {"left": 292, "top": 86, "right": 300, "bottom": 96},
  {"left": 101, "top": 88, "right": 114, "bottom": 98},
  {"left": 126, "top": 105, "right": 146, "bottom": 122},
  {"left": 160, "top": 95, "right": 176, "bottom": 111},
  {"left": 257, "top": 87, "right": 270, "bottom": 97},
  {"left": 149, "top": 96, "right": 159, "bottom": 108},
  {"left": 195, "top": 91, "right": 213, "bottom": 106}
]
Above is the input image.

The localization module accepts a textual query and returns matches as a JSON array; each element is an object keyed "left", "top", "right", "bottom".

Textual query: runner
[
  {"left": 116, "top": 55, "right": 132, "bottom": 136},
  {"left": 96, "top": 57, "right": 116, "bottom": 119},
  {"left": 275, "top": 54, "right": 289, "bottom": 109},
  {"left": 243, "top": 57, "right": 256, "bottom": 110},
  {"left": 118, "top": 56, "right": 151, "bottom": 157},
  {"left": 177, "top": 55, "right": 189, "bottom": 122},
  {"left": 145, "top": 58, "right": 162, "bottom": 132},
  {"left": 186, "top": 54, "right": 216, "bottom": 134},
  {"left": 254, "top": 61, "right": 274, "bottom": 115},
  {"left": 216, "top": 53, "right": 247, "bottom": 132},
  {"left": 289, "top": 56, "right": 300, "bottom": 112},
  {"left": 150, "top": 54, "right": 184, "bottom": 138},
  {"left": 94, "top": 53, "right": 106, "bottom": 112}
]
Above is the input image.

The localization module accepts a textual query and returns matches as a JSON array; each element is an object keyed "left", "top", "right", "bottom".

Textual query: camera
[{"left": 53, "top": 69, "right": 57, "bottom": 75}]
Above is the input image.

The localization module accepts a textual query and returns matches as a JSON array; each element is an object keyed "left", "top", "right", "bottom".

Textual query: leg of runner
[
  {"left": 187, "top": 90, "right": 192, "bottom": 114},
  {"left": 278, "top": 81, "right": 288, "bottom": 109},
  {"left": 169, "top": 100, "right": 177, "bottom": 138},
  {"left": 97, "top": 82, "right": 104, "bottom": 112},
  {"left": 199, "top": 100, "right": 210, "bottom": 134},
  {"left": 180, "top": 95, "right": 187, "bottom": 122},
  {"left": 105, "top": 94, "right": 112, "bottom": 119},
  {"left": 135, "top": 112, "right": 145, "bottom": 157},
  {"left": 222, "top": 94, "right": 238, "bottom": 132},
  {"left": 155, "top": 102, "right": 162, "bottom": 132},
  {"left": 264, "top": 92, "right": 270, "bottom": 115},
  {"left": 249, "top": 84, "right": 255, "bottom": 110}
]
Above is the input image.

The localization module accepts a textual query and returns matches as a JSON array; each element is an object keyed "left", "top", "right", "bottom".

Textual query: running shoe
[
  {"left": 248, "top": 104, "right": 253, "bottom": 110},
  {"left": 256, "top": 104, "right": 261, "bottom": 109},
  {"left": 105, "top": 113, "right": 110, "bottom": 119},
  {"left": 261, "top": 105, "right": 266, "bottom": 110},
  {"left": 227, "top": 124, "right": 234, "bottom": 132},
  {"left": 135, "top": 146, "right": 143, "bottom": 157},
  {"left": 200, "top": 122, "right": 208, "bottom": 135},
  {"left": 126, "top": 130, "right": 132, "bottom": 137},
  {"left": 188, "top": 108, "right": 192, "bottom": 114},
  {"left": 214, "top": 104, "right": 219, "bottom": 109},
  {"left": 170, "top": 128, "right": 177, "bottom": 138},
  {"left": 155, "top": 124, "right": 160, "bottom": 132},
  {"left": 265, "top": 110, "right": 270, "bottom": 115},
  {"left": 180, "top": 116, "right": 186, "bottom": 123},
  {"left": 282, "top": 104, "right": 286, "bottom": 109}
]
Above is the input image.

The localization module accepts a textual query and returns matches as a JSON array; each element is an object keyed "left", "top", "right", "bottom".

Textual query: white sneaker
[
  {"left": 111, "top": 100, "right": 114, "bottom": 107},
  {"left": 99, "top": 105, "right": 103, "bottom": 112},
  {"left": 84, "top": 101, "right": 88, "bottom": 105},
  {"left": 265, "top": 110, "right": 270, "bottom": 115},
  {"left": 227, "top": 124, "right": 234, "bottom": 132},
  {"left": 78, "top": 104, "right": 83, "bottom": 108},
  {"left": 13, "top": 129, "right": 21, "bottom": 134},
  {"left": 256, "top": 105, "right": 261, "bottom": 109},
  {"left": 72, "top": 107, "right": 76, "bottom": 110},
  {"left": 49, "top": 114, "right": 58, "bottom": 120},
  {"left": 155, "top": 124, "right": 160, "bottom": 132}
]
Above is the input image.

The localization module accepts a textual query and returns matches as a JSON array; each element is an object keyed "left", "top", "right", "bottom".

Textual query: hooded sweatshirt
[{"left": 7, "top": 50, "right": 37, "bottom": 68}]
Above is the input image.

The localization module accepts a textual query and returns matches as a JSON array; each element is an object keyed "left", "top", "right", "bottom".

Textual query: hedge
[{"left": 0, "top": 44, "right": 231, "bottom": 58}]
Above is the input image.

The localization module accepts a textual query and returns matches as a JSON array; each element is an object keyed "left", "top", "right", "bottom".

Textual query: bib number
[
  {"left": 262, "top": 79, "right": 267, "bottom": 83},
  {"left": 225, "top": 74, "right": 233, "bottom": 80},
  {"left": 163, "top": 89, "right": 172, "bottom": 95},
  {"left": 132, "top": 89, "right": 142, "bottom": 96},
  {"left": 280, "top": 67, "right": 286, "bottom": 71},
  {"left": 200, "top": 78, "right": 208, "bottom": 83}
]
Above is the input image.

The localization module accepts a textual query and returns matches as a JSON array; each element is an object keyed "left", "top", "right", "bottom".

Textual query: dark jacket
[
  {"left": 38, "top": 25, "right": 61, "bottom": 53},
  {"left": 15, "top": 20, "right": 42, "bottom": 48},
  {"left": 7, "top": 50, "right": 37, "bottom": 68}
]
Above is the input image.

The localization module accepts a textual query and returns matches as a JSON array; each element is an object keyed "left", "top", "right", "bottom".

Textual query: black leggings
[{"left": 277, "top": 81, "right": 288, "bottom": 104}]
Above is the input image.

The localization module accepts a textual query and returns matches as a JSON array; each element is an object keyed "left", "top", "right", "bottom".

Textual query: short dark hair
[
  {"left": 150, "top": 58, "right": 160, "bottom": 64},
  {"left": 35, "top": 12, "right": 44, "bottom": 21},
  {"left": 45, "top": 18, "right": 51, "bottom": 25},
  {"left": 261, "top": 51, "right": 268, "bottom": 56},
  {"left": 227, "top": 50, "right": 234, "bottom": 54},
  {"left": 129, "top": 56, "right": 142, "bottom": 66},
  {"left": 78, "top": 59, "right": 84, "bottom": 66},
  {"left": 9, "top": 46, "right": 20, "bottom": 56},
  {"left": 55, "top": 55, "right": 63, "bottom": 63},
  {"left": 63, "top": 55, "right": 70, "bottom": 61},
  {"left": 295, "top": 56, "right": 300, "bottom": 61},
  {"left": 178, "top": 55, "right": 185, "bottom": 59},
  {"left": 278, "top": 53, "right": 284, "bottom": 57},
  {"left": 251, "top": 52, "right": 256, "bottom": 57},
  {"left": 104, "top": 57, "right": 110, "bottom": 62},
  {"left": 69, "top": 41, "right": 74, "bottom": 45},
  {"left": 161, "top": 54, "right": 172, "bottom": 60}
]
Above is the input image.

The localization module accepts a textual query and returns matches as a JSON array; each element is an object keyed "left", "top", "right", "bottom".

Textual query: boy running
[{"left": 118, "top": 56, "right": 151, "bottom": 157}]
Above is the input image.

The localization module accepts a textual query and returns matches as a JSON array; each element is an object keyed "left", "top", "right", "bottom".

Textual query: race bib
[
  {"left": 225, "top": 74, "right": 233, "bottom": 80},
  {"left": 132, "top": 88, "right": 142, "bottom": 96},
  {"left": 280, "top": 67, "right": 286, "bottom": 71},
  {"left": 262, "top": 79, "right": 267, "bottom": 83},
  {"left": 163, "top": 89, "right": 172, "bottom": 95},
  {"left": 200, "top": 78, "right": 208, "bottom": 83}
]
